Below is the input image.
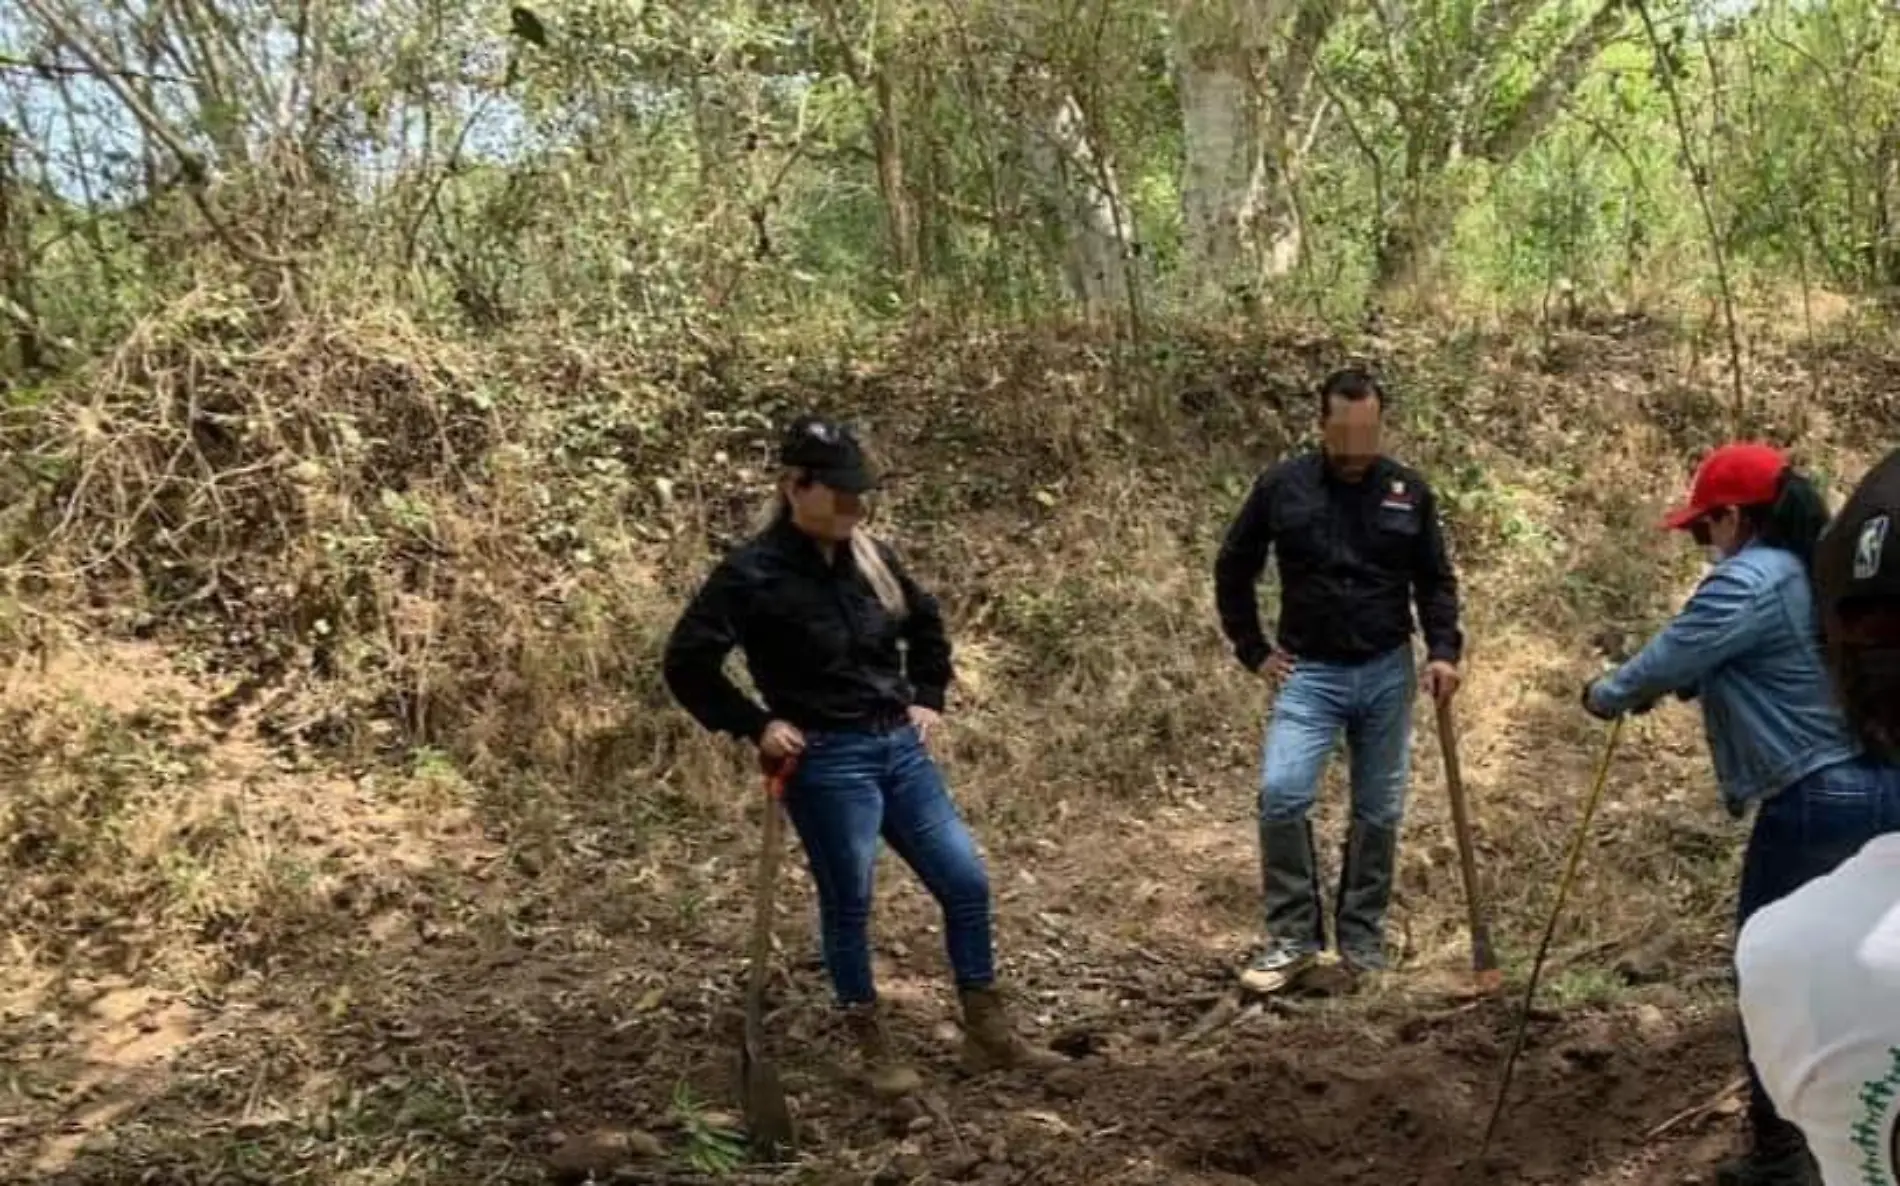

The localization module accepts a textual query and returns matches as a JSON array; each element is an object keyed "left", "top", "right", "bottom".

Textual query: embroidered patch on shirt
[
  {"left": 1380, "top": 478, "right": 1417, "bottom": 512},
  {"left": 1846, "top": 1044, "right": 1898, "bottom": 1185},
  {"left": 1856, "top": 514, "right": 1891, "bottom": 582}
]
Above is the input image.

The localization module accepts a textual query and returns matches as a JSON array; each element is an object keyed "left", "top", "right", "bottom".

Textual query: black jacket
[
  {"left": 1214, "top": 451, "right": 1463, "bottom": 670},
  {"left": 662, "top": 516, "right": 952, "bottom": 740}
]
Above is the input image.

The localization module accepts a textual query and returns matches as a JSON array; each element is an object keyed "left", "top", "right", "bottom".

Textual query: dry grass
[{"left": 0, "top": 305, "right": 1894, "bottom": 1182}]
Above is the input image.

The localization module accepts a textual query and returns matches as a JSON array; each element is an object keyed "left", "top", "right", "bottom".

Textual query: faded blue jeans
[
  {"left": 1735, "top": 753, "right": 1900, "bottom": 1153},
  {"left": 783, "top": 724, "right": 994, "bottom": 1005},
  {"left": 1260, "top": 646, "right": 1416, "bottom": 828}
]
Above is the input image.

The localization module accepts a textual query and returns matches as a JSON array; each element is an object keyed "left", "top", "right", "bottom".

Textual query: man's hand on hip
[
  {"left": 1257, "top": 650, "right": 1296, "bottom": 689},
  {"left": 1422, "top": 660, "right": 1462, "bottom": 703}
]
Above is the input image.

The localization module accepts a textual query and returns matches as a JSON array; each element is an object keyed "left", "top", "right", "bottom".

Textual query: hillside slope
[{"left": 2, "top": 311, "right": 1895, "bottom": 1184}]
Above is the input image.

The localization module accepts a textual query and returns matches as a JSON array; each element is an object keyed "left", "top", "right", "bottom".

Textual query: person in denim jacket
[{"left": 1584, "top": 442, "right": 1887, "bottom": 1186}]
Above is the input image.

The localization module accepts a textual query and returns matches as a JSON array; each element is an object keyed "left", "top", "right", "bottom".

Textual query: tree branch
[
  {"left": 1479, "top": 0, "right": 1629, "bottom": 164},
  {"left": 15, "top": 0, "right": 290, "bottom": 271},
  {"left": 0, "top": 52, "right": 195, "bottom": 84}
]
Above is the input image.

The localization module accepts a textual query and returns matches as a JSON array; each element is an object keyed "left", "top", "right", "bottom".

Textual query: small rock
[
  {"left": 1616, "top": 935, "right": 1681, "bottom": 985},
  {"left": 1044, "top": 1068, "right": 1085, "bottom": 1099},
  {"left": 1559, "top": 1041, "right": 1615, "bottom": 1072},
  {"left": 944, "top": 1150, "right": 983, "bottom": 1180},
  {"left": 1049, "top": 1029, "right": 1099, "bottom": 1060},
  {"left": 1634, "top": 1003, "right": 1669, "bottom": 1038},
  {"left": 546, "top": 1128, "right": 663, "bottom": 1184},
  {"left": 907, "top": 1113, "right": 934, "bottom": 1134}
]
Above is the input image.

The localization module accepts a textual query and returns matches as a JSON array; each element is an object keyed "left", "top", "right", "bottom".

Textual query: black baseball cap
[
  {"left": 1815, "top": 448, "right": 1900, "bottom": 615},
  {"left": 778, "top": 415, "right": 877, "bottom": 493}
]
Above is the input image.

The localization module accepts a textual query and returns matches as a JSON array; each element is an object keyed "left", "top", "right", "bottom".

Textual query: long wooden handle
[
  {"left": 1436, "top": 698, "right": 1498, "bottom": 979},
  {"left": 1482, "top": 714, "right": 1625, "bottom": 1153},
  {"left": 744, "top": 763, "right": 793, "bottom": 1041}
]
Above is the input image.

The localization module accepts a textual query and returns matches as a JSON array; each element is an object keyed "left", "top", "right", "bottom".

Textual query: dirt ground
[{"left": 0, "top": 640, "right": 1751, "bottom": 1186}]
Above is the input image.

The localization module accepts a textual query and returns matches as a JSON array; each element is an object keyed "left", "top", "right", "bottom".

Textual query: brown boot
[
  {"left": 841, "top": 1004, "right": 921, "bottom": 1098},
  {"left": 957, "top": 984, "right": 1064, "bottom": 1073}
]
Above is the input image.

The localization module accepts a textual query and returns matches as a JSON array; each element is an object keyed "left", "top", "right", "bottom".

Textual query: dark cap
[
  {"left": 1815, "top": 448, "right": 1900, "bottom": 612},
  {"left": 778, "top": 415, "right": 876, "bottom": 493}
]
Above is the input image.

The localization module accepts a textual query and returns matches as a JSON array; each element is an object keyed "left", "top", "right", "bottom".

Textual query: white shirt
[{"left": 1737, "top": 833, "right": 1900, "bottom": 1186}]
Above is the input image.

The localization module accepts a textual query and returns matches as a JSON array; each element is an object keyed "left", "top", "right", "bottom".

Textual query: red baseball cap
[{"left": 1661, "top": 442, "right": 1789, "bottom": 531}]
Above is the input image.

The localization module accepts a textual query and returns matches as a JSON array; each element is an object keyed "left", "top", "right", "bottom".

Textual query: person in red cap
[
  {"left": 1581, "top": 442, "right": 1894, "bottom": 1186},
  {"left": 1734, "top": 448, "right": 1900, "bottom": 1186}
]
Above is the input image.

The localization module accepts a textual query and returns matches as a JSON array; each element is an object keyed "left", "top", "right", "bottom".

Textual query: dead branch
[{"left": 1645, "top": 1076, "right": 1746, "bottom": 1139}]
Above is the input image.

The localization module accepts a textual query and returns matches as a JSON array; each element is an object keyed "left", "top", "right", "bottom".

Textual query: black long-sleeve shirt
[
  {"left": 1214, "top": 451, "right": 1464, "bottom": 670},
  {"left": 662, "top": 517, "right": 952, "bottom": 741}
]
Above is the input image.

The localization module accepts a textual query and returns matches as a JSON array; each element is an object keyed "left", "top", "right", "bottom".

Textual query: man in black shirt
[{"left": 1214, "top": 368, "right": 1465, "bottom": 993}]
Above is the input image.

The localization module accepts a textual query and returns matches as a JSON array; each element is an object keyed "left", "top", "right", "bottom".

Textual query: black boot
[
  {"left": 1715, "top": 1104, "right": 1820, "bottom": 1185},
  {"left": 1713, "top": 1149, "right": 1820, "bottom": 1186},
  {"left": 1335, "top": 818, "right": 1398, "bottom": 973},
  {"left": 1241, "top": 818, "right": 1324, "bottom": 994}
]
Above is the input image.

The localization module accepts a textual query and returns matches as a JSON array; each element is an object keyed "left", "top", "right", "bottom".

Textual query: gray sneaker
[
  {"left": 1247, "top": 816, "right": 1325, "bottom": 994},
  {"left": 1239, "top": 940, "right": 1320, "bottom": 995}
]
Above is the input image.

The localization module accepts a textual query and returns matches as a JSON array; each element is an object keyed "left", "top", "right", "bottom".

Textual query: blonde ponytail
[
  {"left": 754, "top": 491, "right": 788, "bottom": 534},
  {"left": 851, "top": 531, "right": 909, "bottom": 619}
]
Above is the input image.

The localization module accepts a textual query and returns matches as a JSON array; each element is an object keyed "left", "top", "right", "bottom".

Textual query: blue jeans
[
  {"left": 1260, "top": 646, "right": 1416, "bottom": 827},
  {"left": 1735, "top": 753, "right": 1900, "bottom": 1150},
  {"left": 783, "top": 725, "right": 994, "bottom": 1005}
]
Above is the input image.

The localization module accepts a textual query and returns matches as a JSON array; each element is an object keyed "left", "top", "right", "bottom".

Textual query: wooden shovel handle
[
  {"left": 745, "top": 756, "right": 797, "bottom": 1020},
  {"left": 1436, "top": 698, "right": 1500, "bottom": 984}
]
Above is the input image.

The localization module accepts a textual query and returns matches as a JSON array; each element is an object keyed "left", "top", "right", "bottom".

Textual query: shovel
[
  {"left": 738, "top": 754, "right": 797, "bottom": 1160},
  {"left": 1435, "top": 698, "right": 1502, "bottom": 994}
]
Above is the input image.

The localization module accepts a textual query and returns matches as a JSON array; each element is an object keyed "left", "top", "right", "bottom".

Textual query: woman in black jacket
[{"left": 663, "top": 415, "right": 1056, "bottom": 1098}]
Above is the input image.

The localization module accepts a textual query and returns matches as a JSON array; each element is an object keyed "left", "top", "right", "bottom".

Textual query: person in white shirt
[{"left": 1737, "top": 447, "right": 1900, "bottom": 1186}]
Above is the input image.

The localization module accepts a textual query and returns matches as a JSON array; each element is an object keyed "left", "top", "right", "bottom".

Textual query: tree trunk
[
  {"left": 0, "top": 123, "right": 45, "bottom": 376},
  {"left": 1023, "top": 89, "right": 1131, "bottom": 318},
  {"left": 814, "top": 0, "right": 921, "bottom": 298},
  {"left": 1872, "top": 120, "right": 1898, "bottom": 290},
  {"left": 870, "top": 64, "right": 920, "bottom": 296},
  {"left": 1374, "top": 0, "right": 1625, "bottom": 295},
  {"left": 1177, "top": 36, "right": 1259, "bottom": 298},
  {"left": 1175, "top": 0, "right": 1326, "bottom": 305}
]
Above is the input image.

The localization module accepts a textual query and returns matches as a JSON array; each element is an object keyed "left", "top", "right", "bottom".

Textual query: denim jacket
[{"left": 1589, "top": 542, "right": 1861, "bottom": 817}]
